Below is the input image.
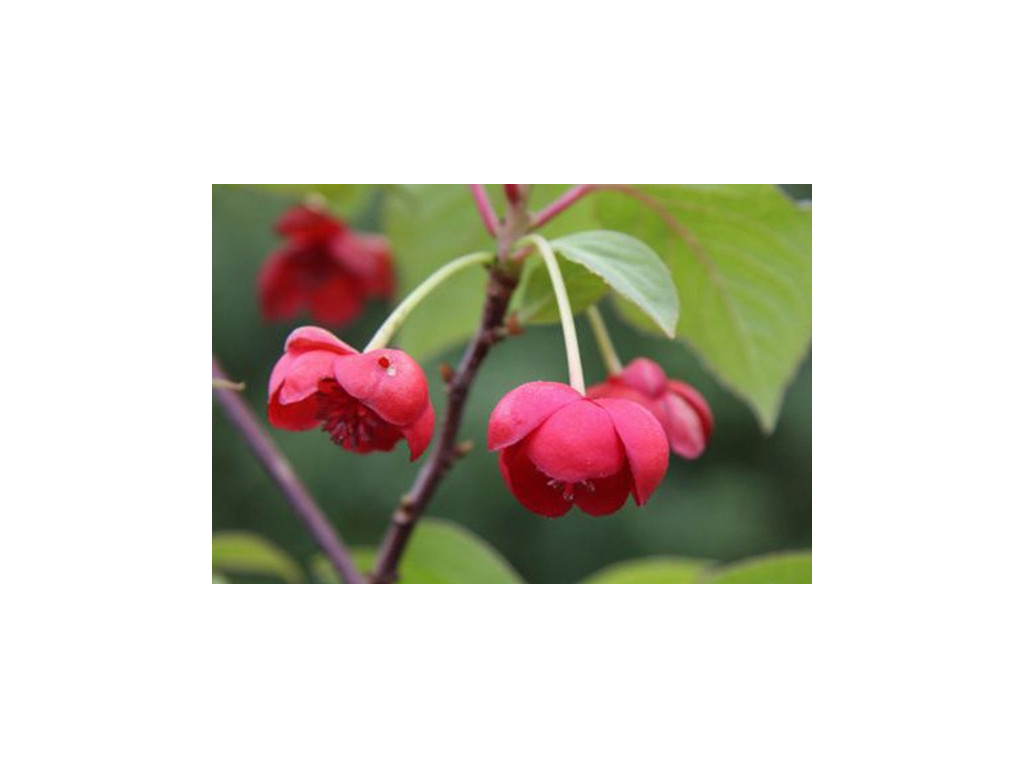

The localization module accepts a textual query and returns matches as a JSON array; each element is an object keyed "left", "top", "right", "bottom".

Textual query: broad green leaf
[
  {"left": 513, "top": 257, "right": 608, "bottom": 324},
  {"left": 582, "top": 557, "right": 711, "bottom": 584},
  {"left": 708, "top": 551, "right": 811, "bottom": 584},
  {"left": 312, "top": 520, "right": 522, "bottom": 584},
  {"left": 549, "top": 231, "right": 678, "bottom": 336},
  {"left": 383, "top": 185, "right": 493, "bottom": 361},
  {"left": 309, "top": 548, "right": 376, "bottom": 584},
  {"left": 382, "top": 185, "right": 601, "bottom": 361},
  {"left": 212, "top": 531, "right": 305, "bottom": 584},
  {"left": 594, "top": 185, "right": 811, "bottom": 431}
]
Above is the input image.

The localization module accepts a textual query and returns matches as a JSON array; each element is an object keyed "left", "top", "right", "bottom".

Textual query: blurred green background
[{"left": 212, "top": 185, "right": 811, "bottom": 583}]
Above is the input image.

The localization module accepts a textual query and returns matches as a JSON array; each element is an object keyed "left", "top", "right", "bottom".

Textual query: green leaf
[
  {"left": 582, "top": 557, "right": 711, "bottom": 584},
  {"left": 211, "top": 531, "right": 305, "bottom": 584},
  {"left": 594, "top": 185, "right": 811, "bottom": 431},
  {"left": 212, "top": 572, "right": 231, "bottom": 584},
  {"left": 383, "top": 185, "right": 494, "bottom": 361},
  {"left": 397, "top": 519, "right": 523, "bottom": 583},
  {"left": 382, "top": 185, "right": 600, "bottom": 361},
  {"left": 549, "top": 230, "right": 678, "bottom": 337},
  {"left": 513, "top": 257, "right": 608, "bottom": 324},
  {"left": 308, "top": 521, "right": 522, "bottom": 584},
  {"left": 708, "top": 552, "right": 811, "bottom": 584}
]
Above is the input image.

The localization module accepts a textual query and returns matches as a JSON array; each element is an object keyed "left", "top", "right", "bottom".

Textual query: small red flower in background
[
  {"left": 268, "top": 327, "right": 434, "bottom": 460},
  {"left": 487, "top": 382, "right": 668, "bottom": 518},
  {"left": 259, "top": 204, "right": 395, "bottom": 326},
  {"left": 587, "top": 358, "right": 713, "bottom": 459}
]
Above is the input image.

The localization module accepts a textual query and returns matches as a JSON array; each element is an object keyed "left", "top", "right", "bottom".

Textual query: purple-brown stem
[
  {"left": 469, "top": 185, "right": 499, "bottom": 237},
  {"left": 531, "top": 184, "right": 594, "bottom": 230},
  {"left": 369, "top": 190, "right": 531, "bottom": 583},
  {"left": 213, "top": 356, "right": 364, "bottom": 584}
]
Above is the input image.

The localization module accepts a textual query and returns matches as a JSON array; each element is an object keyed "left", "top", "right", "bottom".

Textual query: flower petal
[
  {"left": 498, "top": 443, "right": 572, "bottom": 518},
  {"left": 278, "top": 350, "right": 339, "bottom": 405},
  {"left": 667, "top": 380, "right": 714, "bottom": 440},
  {"left": 309, "top": 272, "right": 364, "bottom": 327},
  {"left": 258, "top": 249, "right": 306, "bottom": 321},
  {"left": 277, "top": 205, "right": 345, "bottom": 241},
  {"left": 619, "top": 357, "right": 668, "bottom": 397},
  {"left": 333, "top": 349, "right": 430, "bottom": 427},
  {"left": 525, "top": 399, "right": 624, "bottom": 483},
  {"left": 283, "top": 326, "right": 357, "bottom": 356},
  {"left": 267, "top": 391, "right": 320, "bottom": 430},
  {"left": 575, "top": 467, "right": 632, "bottom": 517},
  {"left": 401, "top": 401, "right": 435, "bottom": 461},
  {"left": 593, "top": 398, "right": 668, "bottom": 505},
  {"left": 329, "top": 231, "right": 395, "bottom": 297},
  {"left": 487, "top": 381, "right": 580, "bottom": 451},
  {"left": 658, "top": 393, "right": 707, "bottom": 459}
]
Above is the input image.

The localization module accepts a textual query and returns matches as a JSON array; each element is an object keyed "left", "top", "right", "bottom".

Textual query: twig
[
  {"left": 531, "top": 184, "right": 594, "bottom": 230},
  {"left": 469, "top": 185, "right": 499, "bottom": 236},
  {"left": 212, "top": 356, "right": 364, "bottom": 584},
  {"left": 368, "top": 265, "right": 520, "bottom": 583},
  {"left": 369, "top": 191, "right": 531, "bottom": 583}
]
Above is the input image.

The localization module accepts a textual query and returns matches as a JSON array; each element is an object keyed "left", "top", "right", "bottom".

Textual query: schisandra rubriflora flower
[
  {"left": 587, "top": 357, "right": 713, "bottom": 459},
  {"left": 267, "top": 326, "right": 434, "bottom": 460},
  {"left": 487, "top": 381, "right": 669, "bottom": 518},
  {"left": 259, "top": 204, "right": 394, "bottom": 326}
]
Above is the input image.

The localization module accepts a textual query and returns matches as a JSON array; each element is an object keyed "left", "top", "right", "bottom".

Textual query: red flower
[
  {"left": 487, "top": 382, "right": 668, "bottom": 518},
  {"left": 267, "top": 326, "right": 434, "bottom": 460},
  {"left": 587, "top": 358, "right": 713, "bottom": 459},
  {"left": 259, "top": 204, "right": 395, "bottom": 326}
]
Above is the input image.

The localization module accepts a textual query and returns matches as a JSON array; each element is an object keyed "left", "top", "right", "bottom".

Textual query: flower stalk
[
  {"left": 363, "top": 251, "right": 494, "bottom": 352},
  {"left": 585, "top": 305, "right": 623, "bottom": 375},
  {"left": 520, "top": 234, "right": 586, "bottom": 394}
]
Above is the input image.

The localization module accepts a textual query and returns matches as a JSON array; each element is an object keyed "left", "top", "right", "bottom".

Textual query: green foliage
[
  {"left": 583, "top": 557, "right": 709, "bottom": 584},
  {"left": 513, "top": 257, "right": 609, "bottom": 324},
  {"left": 594, "top": 185, "right": 811, "bottom": 431},
  {"left": 582, "top": 551, "right": 812, "bottom": 583},
  {"left": 310, "top": 519, "right": 522, "bottom": 584},
  {"left": 708, "top": 551, "right": 812, "bottom": 584},
  {"left": 383, "top": 185, "right": 494, "bottom": 361},
  {"left": 549, "top": 231, "right": 679, "bottom": 337},
  {"left": 212, "top": 531, "right": 305, "bottom": 584}
]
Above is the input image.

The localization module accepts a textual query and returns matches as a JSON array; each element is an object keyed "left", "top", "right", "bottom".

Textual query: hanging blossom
[
  {"left": 268, "top": 326, "right": 434, "bottom": 460},
  {"left": 259, "top": 204, "right": 394, "bottom": 326},
  {"left": 487, "top": 381, "right": 669, "bottom": 517},
  {"left": 588, "top": 357, "right": 713, "bottom": 459}
]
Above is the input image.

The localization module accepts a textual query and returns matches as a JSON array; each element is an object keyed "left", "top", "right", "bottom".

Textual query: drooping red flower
[
  {"left": 587, "top": 358, "right": 713, "bottom": 459},
  {"left": 267, "top": 326, "right": 433, "bottom": 460},
  {"left": 259, "top": 204, "right": 395, "bottom": 326},
  {"left": 487, "top": 382, "right": 669, "bottom": 518}
]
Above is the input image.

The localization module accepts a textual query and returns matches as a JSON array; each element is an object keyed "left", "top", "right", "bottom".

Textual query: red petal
[
  {"left": 309, "top": 272, "right": 364, "bottom": 326},
  {"left": 526, "top": 399, "right": 625, "bottom": 483},
  {"left": 667, "top": 380, "right": 714, "bottom": 439},
  {"left": 498, "top": 443, "right": 572, "bottom": 518},
  {"left": 277, "top": 205, "right": 344, "bottom": 241},
  {"left": 593, "top": 398, "right": 668, "bottom": 506},
  {"left": 575, "top": 467, "right": 632, "bottom": 517},
  {"left": 401, "top": 401, "right": 435, "bottom": 461},
  {"left": 267, "top": 391, "right": 320, "bottom": 430},
  {"left": 658, "top": 393, "right": 707, "bottom": 459},
  {"left": 330, "top": 231, "right": 395, "bottom": 297},
  {"left": 278, "top": 350, "right": 339, "bottom": 405},
  {"left": 332, "top": 349, "right": 430, "bottom": 427},
  {"left": 487, "top": 381, "right": 580, "bottom": 451},
  {"left": 619, "top": 358, "right": 668, "bottom": 397},
  {"left": 283, "top": 326, "right": 357, "bottom": 356},
  {"left": 258, "top": 250, "right": 305, "bottom": 321}
]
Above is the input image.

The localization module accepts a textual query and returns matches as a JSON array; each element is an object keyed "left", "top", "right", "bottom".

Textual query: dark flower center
[
  {"left": 314, "top": 380, "right": 400, "bottom": 452},
  {"left": 545, "top": 477, "right": 597, "bottom": 501}
]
